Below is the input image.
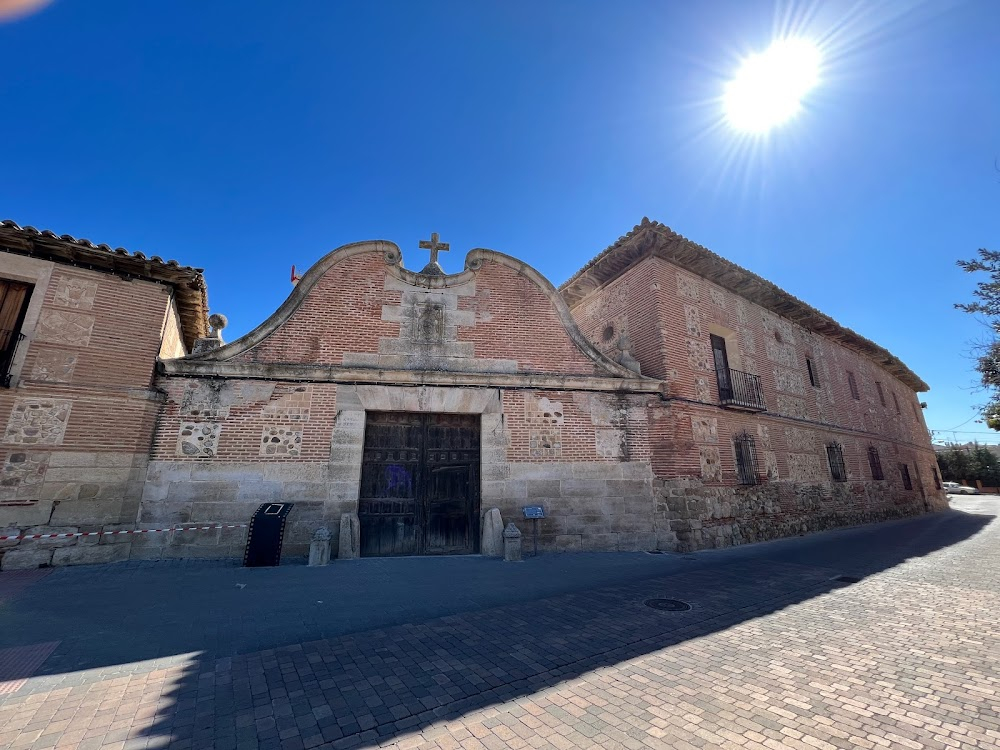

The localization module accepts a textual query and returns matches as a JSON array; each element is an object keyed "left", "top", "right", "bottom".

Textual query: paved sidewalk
[{"left": 0, "top": 498, "right": 997, "bottom": 749}]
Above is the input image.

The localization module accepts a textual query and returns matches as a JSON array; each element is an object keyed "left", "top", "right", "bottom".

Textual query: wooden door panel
[{"left": 358, "top": 412, "right": 480, "bottom": 557}]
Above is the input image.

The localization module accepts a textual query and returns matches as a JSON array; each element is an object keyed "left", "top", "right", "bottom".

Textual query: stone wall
[
  {"left": 138, "top": 383, "right": 659, "bottom": 558},
  {"left": 657, "top": 473, "right": 948, "bottom": 553}
]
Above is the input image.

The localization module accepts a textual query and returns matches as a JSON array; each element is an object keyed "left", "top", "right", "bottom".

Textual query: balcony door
[{"left": 710, "top": 334, "right": 732, "bottom": 401}]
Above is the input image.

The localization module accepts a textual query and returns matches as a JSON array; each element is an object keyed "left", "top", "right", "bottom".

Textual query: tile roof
[
  {"left": 0, "top": 220, "right": 209, "bottom": 349},
  {"left": 560, "top": 218, "right": 929, "bottom": 392}
]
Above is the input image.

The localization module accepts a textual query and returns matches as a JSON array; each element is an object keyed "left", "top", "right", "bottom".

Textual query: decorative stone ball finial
[{"left": 208, "top": 313, "right": 228, "bottom": 339}]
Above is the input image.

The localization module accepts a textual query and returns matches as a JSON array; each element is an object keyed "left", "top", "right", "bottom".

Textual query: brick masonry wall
[
  {"left": 0, "top": 254, "right": 176, "bottom": 569},
  {"left": 566, "top": 255, "right": 947, "bottom": 552},
  {"left": 226, "top": 250, "right": 607, "bottom": 376},
  {"left": 136, "top": 246, "right": 662, "bottom": 560}
]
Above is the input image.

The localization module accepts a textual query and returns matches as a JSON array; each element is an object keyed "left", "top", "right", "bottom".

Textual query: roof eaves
[
  {"left": 559, "top": 218, "right": 930, "bottom": 393},
  {"left": 0, "top": 219, "right": 209, "bottom": 349}
]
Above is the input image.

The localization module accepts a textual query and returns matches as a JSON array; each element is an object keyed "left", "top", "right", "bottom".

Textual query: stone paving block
[{"left": 0, "top": 499, "right": 998, "bottom": 749}]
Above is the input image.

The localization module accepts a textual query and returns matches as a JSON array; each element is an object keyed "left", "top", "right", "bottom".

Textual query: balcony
[
  {"left": 718, "top": 368, "right": 766, "bottom": 412},
  {"left": 0, "top": 330, "right": 24, "bottom": 388}
]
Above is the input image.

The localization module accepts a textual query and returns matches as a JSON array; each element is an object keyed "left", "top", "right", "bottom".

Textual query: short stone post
[
  {"left": 481, "top": 508, "right": 504, "bottom": 557},
  {"left": 338, "top": 512, "right": 360, "bottom": 560},
  {"left": 503, "top": 522, "right": 522, "bottom": 562},
  {"left": 308, "top": 527, "right": 331, "bottom": 567}
]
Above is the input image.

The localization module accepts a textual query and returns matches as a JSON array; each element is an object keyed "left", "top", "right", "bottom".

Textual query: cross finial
[{"left": 418, "top": 232, "right": 450, "bottom": 275}]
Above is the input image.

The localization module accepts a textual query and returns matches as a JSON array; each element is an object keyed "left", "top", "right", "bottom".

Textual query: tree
[
  {"left": 956, "top": 248, "right": 1000, "bottom": 429},
  {"left": 937, "top": 447, "right": 970, "bottom": 482},
  {"left": 970, "top": 444, "right": 1000, "bottom": 486}
]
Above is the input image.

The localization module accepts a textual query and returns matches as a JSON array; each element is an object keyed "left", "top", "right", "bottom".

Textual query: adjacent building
[{"left": 0, "top": 218, "right": 946, "bottom": 568}]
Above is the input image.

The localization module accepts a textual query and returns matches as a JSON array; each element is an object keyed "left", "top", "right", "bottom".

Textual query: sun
[{"left": 723, "top": 38, "right": 821, "bottom": 134}]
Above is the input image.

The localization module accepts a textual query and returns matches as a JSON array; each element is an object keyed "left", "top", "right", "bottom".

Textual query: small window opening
[
  {"left": 899, "top": 463, "right": 913, "bottom": 491},
  {"left": 892, "top": 392, "right": 900, "bottom": 414},
  {"left": 931, "top": 467, "right": 942, "bottom": 490},
  {"left": 847, "top": 371, "right": 860, "bottom": 400},
  {"left": 806, "top": 358, "right": 819, "bottom": 388},
  {"left": 867, "top": 445, "right": 884, "bottom": 480},
  {"left": 826, "top": 442, "right": 847, "bottom": 482},
  {"left": 733, "top": 431, "right": 760, "bottom": 486},
  {"left": 875, "top": 381, "right": 886, "bottom": 407}
]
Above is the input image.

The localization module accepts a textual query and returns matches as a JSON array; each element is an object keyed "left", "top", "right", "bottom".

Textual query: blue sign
[{"left": 522, "top": 505, "right": 545, "bottom": 519}]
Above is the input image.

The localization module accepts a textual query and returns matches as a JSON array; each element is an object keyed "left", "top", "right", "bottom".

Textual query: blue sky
[{"left": 2, "top": 0, "right": 998, "bottom": 443}]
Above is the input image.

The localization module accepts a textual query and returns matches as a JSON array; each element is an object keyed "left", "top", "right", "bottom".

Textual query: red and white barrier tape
[{"left": 0, "top": 524, "right": 248, "bottom": 542}]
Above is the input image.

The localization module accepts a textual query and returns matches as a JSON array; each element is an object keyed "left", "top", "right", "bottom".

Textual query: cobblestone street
[{"left": 0, "top": 498, "right": 997, "bottom": 750}]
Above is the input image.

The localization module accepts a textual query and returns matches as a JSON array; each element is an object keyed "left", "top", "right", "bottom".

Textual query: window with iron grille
[
  {"left": 899, "top": 463, "right": 913, "bottom": 491},
  {"left": 932, "top": 467, "right": 942, "bottom": 490},
  {"left": 875, "top": 381, "right": 886, "bottom": 407},
  {"left": 892, "top": 392, "right": 900, "bottom": 414},
  {"left": 733, "top": 431, "right": 760, "bottom": 486},
  {"left": 867, "top": 445, "right": 884, "bottom": 480},
  {"left": 826, "top": 442, "right": 847, "bottom": 482},
  {"left": 847, "top": 371, "right": 860, "bottom": 400},
  {"left": 806, "top": 358, "right": 819, "bottom": 387}
]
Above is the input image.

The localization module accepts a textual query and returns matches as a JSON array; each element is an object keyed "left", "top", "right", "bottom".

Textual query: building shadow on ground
[{"left": 0, "top": 506, "right": 994, "bottom": 749}]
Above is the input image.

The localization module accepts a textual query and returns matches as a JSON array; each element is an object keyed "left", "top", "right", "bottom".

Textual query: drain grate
[
  {"left": 644, "top": 598, "right": 691, "bottom": 611},
  {"left": 832, "top": 575, "right": 862, "bottom": 584}
]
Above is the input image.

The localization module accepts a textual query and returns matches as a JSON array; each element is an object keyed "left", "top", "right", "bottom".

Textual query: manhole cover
[
  {"left": 832, "top": 575, "right": 862, "bottom": 584},
  {"left": 644, "top": 598, "right": 691, "bottom": 611}
]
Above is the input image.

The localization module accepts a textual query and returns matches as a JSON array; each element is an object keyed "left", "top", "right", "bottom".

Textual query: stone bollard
[
  {"left": 308, "top": 527, "right": 331, "bottom": 567},
  {"left": 481, "top": 508, "right": 504, "bottom": 557},
  {"left": 338, "top": 512, "right": 360, "bottom": 560},
  {"left": 503, "top": 522, "right": 522, "bottom": 562}
]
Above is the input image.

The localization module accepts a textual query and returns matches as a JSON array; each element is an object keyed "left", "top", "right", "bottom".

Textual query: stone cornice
[
  {"left": 559, "top": 218, "right": 930, "bottom": 393},
  {"left": 156, "top": 359, "right": 665, "bottom": 394}
]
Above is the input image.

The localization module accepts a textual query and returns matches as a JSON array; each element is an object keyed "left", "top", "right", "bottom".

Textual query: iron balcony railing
[
  {"left": 1, "top": 329, "right": 25, "bottom": 388},
  {"left": 717, "top": 368, "right": 767, "bottom": 411}
]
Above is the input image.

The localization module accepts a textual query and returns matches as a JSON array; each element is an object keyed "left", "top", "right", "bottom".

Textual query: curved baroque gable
[{"left": 176, "top": 240, "right": 647, "bottom": 381}]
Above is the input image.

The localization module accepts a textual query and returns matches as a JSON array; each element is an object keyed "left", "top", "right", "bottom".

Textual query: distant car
[
  {"left": 951, "top": 485, "right": 980, "bottom": 495},
  {"left": 942, "top": 481, "right": 960, "bottom": 493}
]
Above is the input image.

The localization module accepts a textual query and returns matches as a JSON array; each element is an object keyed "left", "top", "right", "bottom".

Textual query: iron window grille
[
  {"left": 867, "top": 445, "right": 884, "bottom": 480},
  {"left": 847, "top": 371, "right": 860, "bottom": 400},
  {"left": 875, "top": 381, "right": 886, "bottom": 407},
  {"left": 826, "top": 442, "right": 848, "bottom": 482},
  {"left": 733, "top": 431, "right": 760, "bottom": 486},
  {"left": 932, "top": 467, "right": 942, "bottom": 490},
  {"left": 806, "top": 358, "right": 819, "bottom": 388},
  {"left": 899, "top": 463, "right": 913, "bottom": 491}
]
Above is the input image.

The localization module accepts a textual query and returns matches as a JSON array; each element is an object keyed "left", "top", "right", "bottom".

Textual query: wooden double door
[{"left": 358, "top": 412, "right": 481, "bottom": 557}]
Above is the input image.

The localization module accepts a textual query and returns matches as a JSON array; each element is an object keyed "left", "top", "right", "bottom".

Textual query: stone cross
[{"left": 419, "top": 232, "right": 449, "bottom": 265}]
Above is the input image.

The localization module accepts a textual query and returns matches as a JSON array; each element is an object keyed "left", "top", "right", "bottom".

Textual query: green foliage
[
  {"left": 956, "top": 248, "right": 1000, "bottom": 428},
  {"left": 936, "top": 443, "right": 1000, "bottom": 486}
]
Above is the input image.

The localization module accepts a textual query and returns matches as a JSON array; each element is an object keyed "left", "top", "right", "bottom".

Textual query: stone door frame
[{"left": 329, "top": 385, "right": 507, "bottom": 525}]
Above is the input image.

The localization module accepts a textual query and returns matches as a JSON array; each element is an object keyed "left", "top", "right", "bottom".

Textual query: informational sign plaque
[{"left": 522, "top": 505, "right": 545, "bottom": 519}]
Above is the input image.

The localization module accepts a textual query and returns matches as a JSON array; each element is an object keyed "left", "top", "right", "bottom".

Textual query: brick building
[
  {"left": 0, "top": 218, "right": 946, "bottom": 568},
  {"left": 0, "top": 220, "right": 207, "bottom": 569}
]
